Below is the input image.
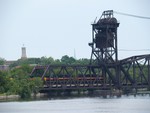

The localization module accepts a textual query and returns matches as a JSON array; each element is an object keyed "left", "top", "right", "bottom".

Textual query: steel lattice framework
[
  {"left": 89, "top": 10, "right": 119, "bottom": 64},
  {"left": 30, "top": 10, "right": 150, "bottom": 91}
]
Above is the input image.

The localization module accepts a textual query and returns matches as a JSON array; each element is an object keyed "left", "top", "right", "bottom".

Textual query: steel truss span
[
  {"left": 30, "top": 54, "right": 150, "bottom": 90},
  {"left": 30, "top": 10, "right": 150, "bottom": 91}
]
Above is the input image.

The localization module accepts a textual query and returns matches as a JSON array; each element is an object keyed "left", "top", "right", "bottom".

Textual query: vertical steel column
[
  {"left": 115, "top": 29, "right": 118, "bottom": 62},
  {"left": 133, "top": 61, "right": 136, "bottom": 88},
  {"left": 116, "top": 63, "right": 121, "bottom": 89},
  {"left": 148, "top": 58, "right": 150, "bottom": 87},
  {"left": 89, "top": 25, "right": 94, "bottom": 65}
]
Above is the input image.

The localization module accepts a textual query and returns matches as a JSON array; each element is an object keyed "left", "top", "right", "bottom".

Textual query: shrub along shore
[
  {"left": 0, "top": 64, "right": 43, "bottom": 99},
  {"left": 0, "top": 56, "right": 90, "bottom": 99}
]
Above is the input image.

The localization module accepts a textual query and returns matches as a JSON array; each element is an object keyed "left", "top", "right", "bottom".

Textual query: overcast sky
[{"left": 0, "top": 0, "right": 150, "bottom": 60}]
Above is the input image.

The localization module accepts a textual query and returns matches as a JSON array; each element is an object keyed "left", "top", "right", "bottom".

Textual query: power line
[
  {"left": 119, "top": 49, "right": 150, "bottom": 51},
  {"left": 114, "top": 11, "right": 150, "bottom": 20}
]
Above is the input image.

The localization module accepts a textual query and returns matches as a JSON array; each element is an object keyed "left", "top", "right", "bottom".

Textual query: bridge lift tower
[
  {"left": 89, "top": 10, "right": 119, "bottom": 65},
  {"left": 88, "top": 10, "right": 150, "bottom": 89},
  {"left": 88, "top": 10, "right": 120, "bottom": 87}
]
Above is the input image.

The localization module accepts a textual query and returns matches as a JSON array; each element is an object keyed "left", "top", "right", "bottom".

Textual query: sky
[{"left": 0, "top": 0, "right": 150, "bottom": 60}]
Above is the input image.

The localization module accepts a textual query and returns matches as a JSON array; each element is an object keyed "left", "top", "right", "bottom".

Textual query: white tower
[{"left": 21, "top": 45, "right": 27, "bottom": 59}]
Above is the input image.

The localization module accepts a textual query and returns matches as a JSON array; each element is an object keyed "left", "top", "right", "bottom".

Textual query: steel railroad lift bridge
[{"left": 31, "top": 10, "right": 150, "bottom": 92}]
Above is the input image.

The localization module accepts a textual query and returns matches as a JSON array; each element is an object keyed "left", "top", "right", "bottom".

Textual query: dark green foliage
[
  {"left": 0, "top": 57, "right": 5, "bottom": 65},
  {"left": 9, "top": 55, "right": 91, "bottom": 69},
  {"left": 30, "top": 77, "right": 43, "bottom": 96},
  {"left": 40, "top": 56, "right": 54, "bottom": 65},
  {"left": 0, "top": 71, "right": 9, "bottom": 93},
  {"left": 7, "top": 79, "right": 20, "bottom": 94},
  {"left": 0, "top": 65, "right": 43, "bottom": 99},
  {"left": 18, "top": 83, "right": 31, "bottom": 99},
  {"left": 11, "top": 65, "right": 43, "bottom": 98},
  {"left": 1, "top": 55, "right": 91, "bottom": 98},
  {"left": 75, "top": 58, "right": 90, "bottom": 65},
  {"left": 9, "top": 58, "right": 41, "bottom": 69},
  {"left": 61, "top": 55, "right": 76, "bottom": 64}
]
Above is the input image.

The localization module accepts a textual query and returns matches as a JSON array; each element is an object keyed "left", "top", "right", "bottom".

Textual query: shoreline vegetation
[
  {"left": 0, "top": 56, "right": 150, "bottom": 101},
  {"left": 0, "top": 64, "right": 43, "bottom": 99},
  {"left": 0, "top": 56, "right": 91, "bottom": 100}
]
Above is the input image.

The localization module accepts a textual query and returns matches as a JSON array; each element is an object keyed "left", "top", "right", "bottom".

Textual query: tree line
[
  {"left": 0, "top": 55, "right": 90, "bottom": 99},
  {"left": 9, "top": 55, "right": 90, "bottom": 68}
]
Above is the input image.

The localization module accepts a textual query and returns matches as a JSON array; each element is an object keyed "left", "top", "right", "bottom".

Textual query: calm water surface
[{"left": 0, "top": 94, "right": 150, "bottom": 113}]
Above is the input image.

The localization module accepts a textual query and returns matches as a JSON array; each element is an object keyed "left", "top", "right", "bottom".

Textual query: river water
[{"left": 0, "top": 94, "right": 150, "bottom": 113}]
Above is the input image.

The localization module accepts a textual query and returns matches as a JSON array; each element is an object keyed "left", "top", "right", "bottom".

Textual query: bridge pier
[{"left": 88, "top": 89, "right": 94, "bottom": 95}]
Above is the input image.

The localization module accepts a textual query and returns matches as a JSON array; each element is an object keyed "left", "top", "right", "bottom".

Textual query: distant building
[
  {"left": 21, "top": 45, "right": 27, "bottom": 59},
  {"left": 0, "top": 65, "right": 9, "bottom": 71},
  {"left": 0, "top": 60, "right": 15, "bottom": 71},
  {"left": 5, "top": 60, "right": 15, "bottom": 65},
  {"left": 0, "top": 46, "right": 29, "bottom": 71}
]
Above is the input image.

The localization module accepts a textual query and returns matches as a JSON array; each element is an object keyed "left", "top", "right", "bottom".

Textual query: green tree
[
  {"left": 76, "top": 58, "right": 90, "bottom": 65},
  {"left": 30, "top": 77, "right": 43, "bottom": 96},
  {"left": 41, "top": 56, "right": 54, "bottom": 65},
  {"left": 7, "top": 79, "right": 20, "bottom": 94},
  {"left": 18, "top": 80, "right": 31, "bottom": 99},
  {"left": 0, "top": 58, "right": 5, "bottom": 65},
  {"left": 61, "top": 55, "right": 76, "bottom": 64},
  {"left": 28, "top": 58, "right": 41, "bottom": 64},
  {"left": 0, "top": 71, "right": 9, "bottom": 93},
  {"left": 54, "top": 59, "right": 61, "bottom": 64},
  {"left": 8, "top": 65, "right": 43, "bottom": 98}
]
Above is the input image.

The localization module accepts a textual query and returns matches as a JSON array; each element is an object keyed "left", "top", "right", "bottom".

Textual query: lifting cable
[
  {"left": 114, "top": 11, "right": 150, "bottom": 20},
  {"left": 119, "top": 49, "right": 150, "bottom": 52},
  {"left": 113, "top": 11, "right": 150, "bottom": 52}
]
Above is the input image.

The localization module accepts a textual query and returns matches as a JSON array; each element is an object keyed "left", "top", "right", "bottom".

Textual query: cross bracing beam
[
  {"left": 31, "top": 65, "right": 114, "bottom": 90},
  {"left": 31, "top": 54, "right": 150, "bottom": 90},
  {"left": 118, "top": 54, "right": 150, "bottom": 89}
]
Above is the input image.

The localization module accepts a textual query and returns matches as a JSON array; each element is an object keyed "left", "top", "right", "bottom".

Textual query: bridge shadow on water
[
  {"left": 24, "top": 91, "right": 150, "bottom": 101},
  {"left": 1, "top": 89, "right": 150, "bottom": 102}
]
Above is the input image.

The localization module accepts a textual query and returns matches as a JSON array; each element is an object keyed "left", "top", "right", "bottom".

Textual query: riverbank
[
  {"left": 0, "top": 94, "right": 19, "bottom": 100},
  {"left": 0, "top": 93, "right": 47, "bottom": 101},
  {"left": 1, "top": 89, "right": 150, "bottom": 102}
]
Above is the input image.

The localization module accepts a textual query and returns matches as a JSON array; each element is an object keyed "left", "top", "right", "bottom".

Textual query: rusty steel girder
[
  {"left": 30, "top": 10, "right": 150, "bottom": 91},
  {"left": 30, "top": 54, "right": 150, "bottom": 90}
]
